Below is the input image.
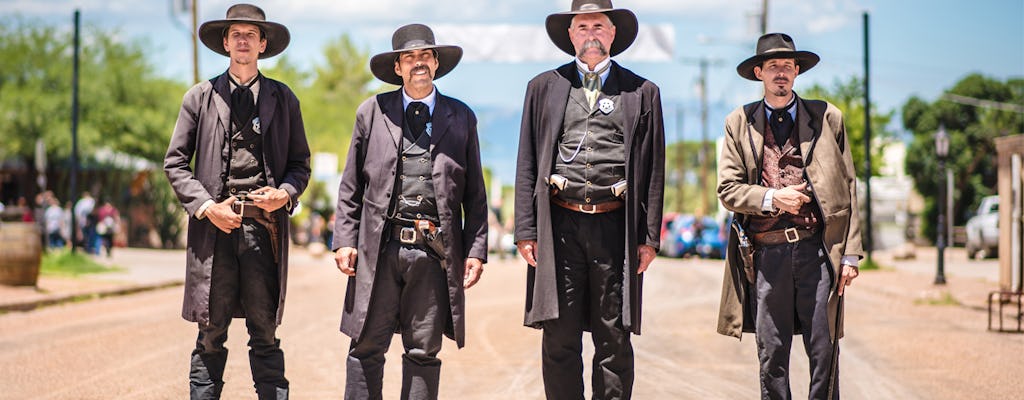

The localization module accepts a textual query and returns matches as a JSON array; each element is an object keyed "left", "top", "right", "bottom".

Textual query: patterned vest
[
  {"left": 748, "top": 121, "right": 821, "bottom": 233},
  {"left": 552, "top": 85, "right": 626, "bottom": 205},
  {"left": 395, "top": 120, "right": 439, "bottom": 223},
  {"left": 222, "top": 107, "right": 267, "bottom": 198}
]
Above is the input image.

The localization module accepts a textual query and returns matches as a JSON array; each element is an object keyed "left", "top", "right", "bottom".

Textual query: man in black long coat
[
  {"left": 332, "top": 24, "right": 488, "bottom": 400},
  {"left": 514, "top": 1, "right": 666, "bottom": 398},
  {"left": 164, "top": 4, "right": 310, "bottom": 399}
]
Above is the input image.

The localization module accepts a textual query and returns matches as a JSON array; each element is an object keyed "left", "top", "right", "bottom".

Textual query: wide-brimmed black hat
[
  {"left": 546, "top": 0, "right": 638, "bottom": 57},
  {"left": 199, "top": 4, "right": 290, "bottom": 59},
  {"left": 736, "top": 33, "right": 820, "bottom": 81},
  {"left": 370, "top": 24, "right": 463, "bottom": 86}
]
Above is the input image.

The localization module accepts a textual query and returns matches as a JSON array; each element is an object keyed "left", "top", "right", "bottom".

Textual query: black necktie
[
  {"left": 405, "top": 101, "right": 430, "bottom": 141},
  {"left": 767, "top": 100, "right": 795, "bottom": 145},
  {"left": 230, "top": 76, "right": 257, "bottom": 128}
]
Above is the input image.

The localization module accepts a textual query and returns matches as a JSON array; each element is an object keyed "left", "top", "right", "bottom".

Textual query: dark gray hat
[
  {"left": 736, "top": 33, "right": 820, "bottom": 81},
  {"left": 369, "top": 24, "right": 463, "bottom": 86},
  {"left": 199, "top": 3, "right": 290, "bottom": 59},
  {"left": 545, "top": 0, "right": 638, "bottom": 57}
]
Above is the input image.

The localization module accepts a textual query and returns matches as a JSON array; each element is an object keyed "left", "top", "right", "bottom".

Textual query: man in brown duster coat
[{"left": 717, "top": 33, "right": 863, "bottom": 399}]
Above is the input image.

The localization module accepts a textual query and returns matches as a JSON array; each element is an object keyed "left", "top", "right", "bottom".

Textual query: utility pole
[
  {"left": 675, "top": 106, "right": 686, "bottom": 213},
  {"left": 863, "top": 12, "right": 874, "bottom": 263},
  {"left": 70, "top": 10, "right": 81, "bottom": 254},
  {"left": 681, "top": 57, "right": 723, "bottom": 216},
  {"left": 191, "top": 0, "right": 200, "bottom": 84},
  {"left": 760, "top": 0, "right": 769, "bottom": 34}
]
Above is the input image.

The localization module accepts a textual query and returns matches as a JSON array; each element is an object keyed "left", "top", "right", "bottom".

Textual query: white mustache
[{"left": 578, "top": 39, "right": 608, "bottom": 57}]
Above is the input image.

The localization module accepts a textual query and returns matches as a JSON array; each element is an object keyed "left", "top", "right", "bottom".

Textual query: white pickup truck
[{"left": 965, "top": 195, "right": 998, "bottom": 259}]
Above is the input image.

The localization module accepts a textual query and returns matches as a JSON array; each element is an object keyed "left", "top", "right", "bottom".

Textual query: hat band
[
  {"left": 398, "top": 39, "right": 433, "bottom": 50},
  {"left": 762, "top": 47, "right": 797, "bottom": 54},
  {"left": 578, "top": 3, "right": 601, "bottom": 11}
]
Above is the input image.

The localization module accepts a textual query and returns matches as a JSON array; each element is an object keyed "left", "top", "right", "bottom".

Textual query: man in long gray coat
[
  {"left": 514, "top": 1, "right": 665, "bottom": 398},
  {"left": 164, "top": 4, "right": 310, "bottom": 399},
  {"left": 332, "top": 24, "right": 487, "bottom": 400}
]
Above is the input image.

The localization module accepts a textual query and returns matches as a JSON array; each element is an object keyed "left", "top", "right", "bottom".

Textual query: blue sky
[{"left": 5, "top": 0, "right": 1023, "bottom": 183}]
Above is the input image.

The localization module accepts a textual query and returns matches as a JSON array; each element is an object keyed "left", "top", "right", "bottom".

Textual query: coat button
[
  {"left": 249, "top": 144, "right": 255, "bottom": 149},
  {"left": 418, "top": 176, "right": 425, "bottom": 182},
  {"left": 416, "top": 195, "right": 423, "bottom": 201},
  {"left": 402, "top": 156, "right": 407, "bottom": 161},
  {"left": 400, "top": 175, "right": 406, "bottom": 180},
  {"left": 585, "top": 197, "right": 591, "bottom": 203},
  {"left": 230, "top": 188, "right": 237, "bottom": 194}
]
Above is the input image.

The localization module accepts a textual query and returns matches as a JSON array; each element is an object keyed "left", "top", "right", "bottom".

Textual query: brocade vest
[{"left": 749, "top": 122, "right": 821, "bottom": 233}]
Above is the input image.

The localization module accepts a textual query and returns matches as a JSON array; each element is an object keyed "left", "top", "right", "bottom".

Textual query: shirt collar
[
  {"left": 227, "top": 70, "right": 260, "bottom": 102},
  {"left": 403, "top": 86, "right": 437, "bottom": 115},
  {"left": 763, "top": 94, "right": 797, "bottom": 120},
  {"left": 575, "top": 57, "right": 612, "bottom": 85}
]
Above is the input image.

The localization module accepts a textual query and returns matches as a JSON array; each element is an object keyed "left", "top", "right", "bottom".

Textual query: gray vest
[
  {"left": 395, "top": 121, "right": 439, "bottom": 223},
  {"left": 223, "top": 112, "right": 267, "bottom": 198},
  {"left": 552, "top": 85, "right": 626, "bottom": 205}
]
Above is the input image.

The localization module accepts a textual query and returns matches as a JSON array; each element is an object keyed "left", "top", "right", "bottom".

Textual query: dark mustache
[{"left": 577, "top": 39, "right": 608, "bottom": 57}]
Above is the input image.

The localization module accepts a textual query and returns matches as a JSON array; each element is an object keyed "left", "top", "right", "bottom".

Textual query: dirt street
[{"left": 1, "top": 248, "right": 1020, "bottom": 399}]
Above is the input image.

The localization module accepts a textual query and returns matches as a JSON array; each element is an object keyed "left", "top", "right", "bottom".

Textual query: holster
[
  {"left": 416, "top": 219, "right": 449, "bottom": 270},
  {"left": 252, "top": 211, "right": 280, "bottom": 261},
  {"left": 731, "top": 217, "right": 755, "bottom": 284}
]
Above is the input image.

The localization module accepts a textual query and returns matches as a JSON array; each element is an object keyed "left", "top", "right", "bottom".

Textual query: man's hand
[
  {"left": 837, "top": 264, "right": 858, "bottom": 296},
  {"left": 464, "top": 257, "right": 484, "bottom": 289},
  {"left": 517, "top": 240, "right": 538, "bottom": 267},
  {"left": 205, "top": 197, "right": 242, "bottom": 233},
  {"left": 335, "top": 247, "right": 358, "bottom": 276},
  {"left": 638, "top": 244, "right": 656, "bottom": 274},
  {"left": 772, "top": 182, "right": 812, "bottom": 215},
  {"left": 249, "top": 186, "right": 290, "bottom": 212}
]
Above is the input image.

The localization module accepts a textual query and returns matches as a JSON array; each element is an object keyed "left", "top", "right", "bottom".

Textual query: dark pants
[
  {"left": 753, "top": 235, "right": 837, "bottom": 400},
  {"left": 346, "top": 239, "right": 449, "bottom": 400},
  {"left": 190, "top": 221, "right": 288, "bottom": 400},
  {"left": 544, "top": 206, "right": 633, "bottom": 400}
]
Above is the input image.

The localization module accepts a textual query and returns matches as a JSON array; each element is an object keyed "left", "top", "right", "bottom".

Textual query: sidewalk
[{"left": 0, "top": 247, "right": 186, "bottom": 312}]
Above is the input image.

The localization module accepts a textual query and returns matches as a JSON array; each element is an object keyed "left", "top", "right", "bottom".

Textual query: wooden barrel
[{"left": 0, "top": 222, "right": 42, "bottom": 286}]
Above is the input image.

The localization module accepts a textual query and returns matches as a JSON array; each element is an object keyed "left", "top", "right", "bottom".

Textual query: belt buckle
[
  {"left": 399, "top": 227, "right": 417, "bottom": 244},
  {"left": 577, "top": 203, "right": 597, "bottom": 214},
  {"left": 784, "top": 227, "right": 800, "bottom": 243}
]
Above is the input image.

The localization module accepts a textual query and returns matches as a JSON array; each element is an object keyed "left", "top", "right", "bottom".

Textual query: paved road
[{"left": 2, "top": 248, "right": 1019, "bottom": 399}]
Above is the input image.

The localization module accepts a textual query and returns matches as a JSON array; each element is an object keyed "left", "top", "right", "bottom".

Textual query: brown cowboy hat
[
  {"left": 370, "top": 24, "right": 463, "bottom": 86},
  {"left": 199, "top": 4, "right": 290, "bottom": 59},
  {"left": 736, "top": 33, "right": 820, "bottom": 81},
  {"left": 546, "top": 0, "right": 638, "bottom": 57}
]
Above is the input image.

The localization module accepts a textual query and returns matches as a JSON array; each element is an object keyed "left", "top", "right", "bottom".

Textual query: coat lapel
[
  {"left": 379, "top": 90, "right": 404, "bottom": 149},
  {"left": 747, "top": 101, "right": 766, "bottom": 172},
  {"left": 795, "top": 95, "right": 817, "bottom": 165},
  {"left": 212, "top": 73, "right": 232, "bottom": 135},
  {"left": 429, "top": 92, "right": 452, "bottom": 152},
  {"left": 257, "top": 74, "right": 278, "bottom": 138},
  {"left": 611, "top": 63, "right": 640, "bottom": 153},
  {"left": 547, "top": 64, "right": 575, "bottom": 156}
]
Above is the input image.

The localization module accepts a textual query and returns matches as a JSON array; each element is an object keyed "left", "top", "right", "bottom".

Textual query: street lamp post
[{"left": 934, "top": 125, "right": 949, "bottom": 285}]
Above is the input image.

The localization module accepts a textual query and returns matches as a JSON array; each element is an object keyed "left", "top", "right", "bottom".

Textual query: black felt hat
[
  {"left": 369, "top": 24, "right": 463, "bottom": 86},
  {"left": 199, "top": 4, "right": 290, "bottom": 59},
  {"left": 545, "top": 0, "right": 638, "bottom": 57},
  {"left": 736, "top": 33, "right": 820, "bottom": 81}
]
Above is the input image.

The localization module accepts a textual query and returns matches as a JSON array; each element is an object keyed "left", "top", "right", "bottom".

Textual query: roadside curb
[{"left": 0, "top": 279, "right": 184, "bottom": 313}]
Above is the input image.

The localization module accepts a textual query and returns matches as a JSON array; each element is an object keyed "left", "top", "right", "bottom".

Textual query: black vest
[
  {"left": 552, "top": 84, "right": 626, "bottom": 205},
  {"left": 222, "top": 105, "right": 267, "bottom": 198},
  {"left": 394, "top": 119, "right": 439, "bottom": 223}
]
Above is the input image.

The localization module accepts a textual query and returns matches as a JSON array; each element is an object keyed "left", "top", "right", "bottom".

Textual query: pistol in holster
[
  {"left": 730, "top": 217, "right": 755, "bottom": 284},
  {"left": 416, "top": 219, "right": 449, "bottom": 270}
]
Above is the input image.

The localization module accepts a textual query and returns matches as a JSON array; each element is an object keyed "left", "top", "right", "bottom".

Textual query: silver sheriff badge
[
  {"left": 252, "top": 116, "right": 261, "bottom": 134},
  {"left": 598, "top": 98, "right": 615, "bottom": 114}
]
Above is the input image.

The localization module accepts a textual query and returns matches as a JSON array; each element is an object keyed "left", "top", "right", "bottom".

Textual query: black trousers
[
  {"left": 346, "top": 239, "right": 449, "bottom": 400},
  {"left": 753, "top": 234, "right": 837, "bottom": 400},
  {"left": 544, "top": 206, "right": 633, "bottom": 400},
  {"left": 190, "top": 221, "right": 288, "bottom": 400}
]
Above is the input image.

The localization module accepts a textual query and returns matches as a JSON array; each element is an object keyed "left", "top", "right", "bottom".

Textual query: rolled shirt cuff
[
  {"left": 762, "top": 189, "right": 776, "bottom": 212},
  {"left": 195, "top": 199, "right": 215, "bottom": 220}
]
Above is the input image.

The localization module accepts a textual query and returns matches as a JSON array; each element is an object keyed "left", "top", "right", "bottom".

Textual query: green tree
[
  {"left": 904, "top": 74, "right": 1024, "bottom": 240},
  {"left": 804, "top": 76, "right": 895, "bottom": 177}
]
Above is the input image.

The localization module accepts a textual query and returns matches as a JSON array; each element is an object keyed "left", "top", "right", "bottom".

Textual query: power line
[{"left": 941, "top": 93, "right": 1024, "bottom": 114}]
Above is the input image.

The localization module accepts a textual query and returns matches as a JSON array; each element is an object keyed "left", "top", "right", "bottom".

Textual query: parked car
[
  {"left": 695, "top": 215, "right": 727, "bottom": 259},
  {"left": 659, "top": 213, "right": 726, "bottom": 259},
  {"left": 965, "top": 195, "right": 998, "bottom": 259}
]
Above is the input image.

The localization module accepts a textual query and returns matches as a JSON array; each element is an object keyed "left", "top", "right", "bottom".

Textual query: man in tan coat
[{"left": 717, "top": 33, "right": 862, "bottom": 399}]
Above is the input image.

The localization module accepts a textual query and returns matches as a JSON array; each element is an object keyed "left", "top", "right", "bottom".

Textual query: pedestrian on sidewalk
[
  {"left": 716, "top": 33, "right": 863, "bottom": 399},
  {"left": 44, "top": 196, "right": 65, "bottom": 249},
  {"left": 514, "top": 1, "right": 666, "bottom": 398},
  {"left": 332, "top": 23, "right": 488, "bottom": 400},
  {"left": 95, "top": 199, "right": 120, "bottom": 257},
  {"left": 164, "top": 4, "right": 310, "bottom": 399}
]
